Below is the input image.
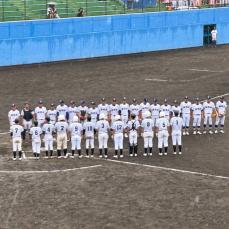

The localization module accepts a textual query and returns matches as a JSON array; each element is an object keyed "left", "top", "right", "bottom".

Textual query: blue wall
[{"left": 0, "top": 8, "right": 229, "bottom": 66}]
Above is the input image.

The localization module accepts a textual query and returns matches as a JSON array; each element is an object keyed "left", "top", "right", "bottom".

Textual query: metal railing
[{"left": 0, "top": 0, "right": 229, "bottom": 22}]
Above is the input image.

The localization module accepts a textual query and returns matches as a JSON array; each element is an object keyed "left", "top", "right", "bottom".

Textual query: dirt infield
[{"left": 0, "top": 46, "right": 229, "bottom": 229}]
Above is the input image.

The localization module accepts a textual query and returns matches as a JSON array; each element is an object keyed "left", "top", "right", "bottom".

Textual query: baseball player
[
  {"left": 141, "top": 111, "right": 154, "bottom": 156},
  {"left": 170, "top": 110, "right": 183, "bottom": 155},
  {"left": 98, "top": 98, "right": 109, "bottom": 117},
  {"left": 42, "top": 117, "right": 55, "bottom": 158},
  {"left": 215, "top": 96, "right": 227, "bottom": 133},
  {"left": 180, "top": 96, "right": 192, "bottom": 135},
  {"left": 171, "top": 100, "right": 181, "bottom": 117},
  {"left": 10, "top": 119, "right": 24, "bottom": 160},
  {"left": 30, "top": 120, "right": 42, "bottom": 159},
  {"left": 8, "top": 104, "right": 20, "bottom": 126},
  {"left": 203, "top": 96, "right": 215, "bottom": 134},
  {"left": 96, "top": 113, "right": 110, "bottom": 158},
  {"left": 21, "top": 102, "right": 34, "bottom": 140},
  {"left": 126, "top": 113, "right": 140, "bottom": 156},
  {"left": 78, "top": 100, "right": 88, "bottom": 124},
  {"left": 140, "top": 98, "right": 150, "bottom": 119},
  {"left": 155, "top": 112, "right": 170, "bottom": 156},
  {"left": 191, "top": 98, "right": 203, "bottom": 135},
  {"left": 55, "top": 115, "right": 69, "bottom": 158},
  {"left": 129, "top": 98, "right": 140, "bottom": 121},
  {"left": 160, "top": 99, "right": 171, "bottom": 120},
  {"left": 69, "top": 116, "right": 83, "bottom": 158},
  {"left": 109, "top": 98, "right": 120, "bottom": 123},
  {"left": 87, "top": 101, "right": 99, "bottom": 124},
  {"left": 68, "top": 101, "right": 79, "bottom": 124},
  {"left": 56, "top": 100, "right": 69, "bottom": 120},
  {"left": 83, "top": 115, "right": 96, "bottom": 157},
  {"left": 120, "top": 97, "right": 130, "bottom": 125},
  {"left": 47, "top": 103, "right": 57, "bottom": 125},
  {"left": 150, "top": 98, "right": 161, "bottom": 126},
  {"left": 34, "top": 100, "right": 47, "bottom": 127},
  {"left": 111, "top": 115, "right": 125, "bottom": 158}
]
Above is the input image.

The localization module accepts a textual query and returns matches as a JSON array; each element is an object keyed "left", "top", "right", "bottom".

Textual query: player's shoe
[
  {"left": 158, "top": 153, "right": 163, "bottom": 156},
  {"left": 113, "top": 155, "right": 118, "bottom": 158},
  {"left": 143, "top": 153, "right": 147, "bottom": 156},
  {"left": 90, "top": 155, "right": 94, "bottom": 158},
  {"left": 134, "top": 153, "right": 137, "bottom": 157},
  {"left": 173, "top": 152, "right": 177, "bottom": 155},
  {"left": 203, "top": 130, "right": 207, "bottom": 134},
  {"left": 18, "top": 157, "right": 22, "bottom": 161},
  {"left": 178, "top": 152, "right": 182, "bottom": 155},
  {"left": 193, "top": 131, "right": 197, "bottom": 135},
  {"left": 44, "top": 156, "right": 49, "bottom": 159},
  {"left": 209, "top": 130, "right": 213, "bottom": 134},
  {"left": 12, "top": 157, "right": 17, "bottom": 161},
  {"left": 124, "top": 133, "right": 128, "bottom": 138},
  {"left": 57, "top": 156, "right": 61, "bottom": 159},
  {"left": 104, "top": 155, "right": 108, "bottom": 159},
  {"left": 120, "top": 155, "right": 124, "bottom": 158},
  {"left": 197, "top": 131, "right": 202, "bottom": 135},
  {"left": 215, "top": 130, "right": 218, "bottom": 134},
  {"left": 164, "top": 152, "right": 167, "bottom": 156},
  {"left": 99, "top": 155, "right": 103, "bottom": 158},
  {"left": 220, "top": 130, "right": 225, "bottom": 134},
  {"left": 149, "top": 153, "right": 153, "bottom": 156},
  {"left": 183, "top": 132, "right": 186, "bottom": 136},
  {"left": 85, "top": 155, "right": 89, "bottom": 158},
  {"left": 186, "top": 132, "right": 189, "bottom": 136},
  {"left": 78, "top": 155, "right": 83, "bottom": 159},
  {"left": 70, "top": 155, "right": 74, "bottom": 159},
  {"left": 129, "top": 154, "right": 133, "bottom": 157}
]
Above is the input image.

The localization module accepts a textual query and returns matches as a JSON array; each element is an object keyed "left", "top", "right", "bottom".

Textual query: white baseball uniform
[
  {"left": 127, "top": 119, "right": 140, "bottom": 146},
  {"left": 96, "top": 120, "right": 110, "bottom": 149},
  {"left": 55, "top": 121, "right": 68, "bottom": 150},
  {"left": 180, "top": 101, "right": 192, "bottom": 128},
  {"left": 30, "top": 126, "right": 42, "bottom": 154},
  {"left": 68, "top": 106, "right": 79, "bottom": 124},
  {"left": 160, "top": 104, "right": 171, "bottom": 120},
  {"left": 120, "top": 103, "right": 129, "bottom": 124},
  {"left": 8, "top": 109, "right": 20, "bottom": 126},
  {"left": 112, "top": 120, "right": 125, "bottom": 150},
  {"left": 141, "top": 118, "right": 154, "bottom": 148},
  {"left": 203, "top": 101, "right": 215, "bottom": 126},
  {"left": 10, "top": 124, "right": 24, "bottom": 152},
  {"left": 151, "top": 104, "right": 161, "bottom": 126},
  {"left": 170, "top": 116, "right": 183, "bottom": 145},
  {"left": 88, "top": 107, "right": 99, "bottom": 124},
  {"left": 35, "top": 106, "right": 47, "bottom": 127},
  {"left": 130, "top": 104, "right": 140, "bottom": 120},
  {"left": 140, "top": 102, "right": 151, "bottom": 114},
  {"left": 215, "top": 101, "right": 227, "bottom": 126},
  {"left": 56, "top": 104, "right": 69, "bottom": 118},
  {"left": 109, "top": 104, "right": 120, "bottom": 122},
  {"left": 69, "top": 122, "right": 83, "bottom": 150},
  {"left": 192, "top": 103, "right": 203, "bottom": 127},
  {"left": 98, "top": 104, "right": 109, "bottom": 117},
  {"left": 156, "top": 117, "right": 170, "bottom": 148},
  {"left": 42, "top": 123, "right": 55, "bottom": 151},
  {"left": 47, "top": 109, "right": 57, "bottom": 125},
  {"left": 83, "top": 121, "right": 96, "bottom": 149}
]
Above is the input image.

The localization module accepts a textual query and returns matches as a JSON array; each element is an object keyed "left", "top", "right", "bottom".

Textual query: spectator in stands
[
  {"left": 76, "top": 8, "right": 84, "bottom": 17},
  {"left": 47, "top": 2, "right": 60, "bottom": 19}
]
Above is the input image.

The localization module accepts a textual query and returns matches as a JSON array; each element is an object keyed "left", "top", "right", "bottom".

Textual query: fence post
[
  {"left": 46, "top": 0, "right": 48, "bottom": 18},
  {"left": 105, "top": 0, "right": 108, "bottom": 15},
  {"left": 86, "top": 0, "right": 88, "bottom": 16},
  {"left": 2, "top": 0, "right": 4, "bottom": 21},
  {"left": 24, "top": 0, "right": 27, "bottom": 20},
  {"left": 66, "top": 0, "right": 69, "bottom": 17}
]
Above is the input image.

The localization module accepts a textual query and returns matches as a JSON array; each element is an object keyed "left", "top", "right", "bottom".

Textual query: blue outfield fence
[{"left": 0, "top": 7, "right": 229, "bottom": 66}]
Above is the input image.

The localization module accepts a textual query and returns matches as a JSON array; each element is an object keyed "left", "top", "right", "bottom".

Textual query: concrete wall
[{"left": 0, "top": 8, "right": 229, "bottom": 66}]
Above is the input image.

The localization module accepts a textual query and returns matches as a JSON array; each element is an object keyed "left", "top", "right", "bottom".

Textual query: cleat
[
  {"left": 143, "top": 153, "right": 147, "bottom": 156},
  {"left": 183, "top": 132, "right": 186, "bottom": 136},
  {"left": 149, "top": 153, "right": 153, "bottom": 156},
  {"left": 193, "top": 131, "right": 197, "bottom": 135},
  {"left": 104, "top": 155, "right": 108, "bottom": 159},
  {"left": 215, "top": 130, "right": 218, "bottom": 134},
  {"left": 90, "top": 155, "right": 94, "bottom": 158},
  {"left": 99, "top": 155, "right": 103, "bottom": 158},
  {"left": 113, "top": 155, "right": 118, "bottom": 158},
  {"left": 173, "top": 152, "right": 177, "bottom": 155},
  {"left": 58, "top": 156, "right": 61, "bottom": 159},
  {"left": 203, "top": 130, "right": 207, "bottom": 134},
  {"left": 18, "top": 157, "right": 22, "bottom": 161},
  {"left": 78, "top": 155, "right": 83, "bottom": 159},
  {"left": 158, "top": 153, "right": 163, "bottom": 156},
  {"left": 220, "top": 130, "right": 224, "bottom": 134},
  {"left": 13, "top": 157, "right": 17, "bottom": 161},
  {"left": 134, "top": 154, "right": 137, "bottom": 157},
  {"left": 209, "top": 130, "right": 213, "bottom": 134},
  {"left": 178, "top": 152, "right": 182, "bottom": 155},
  {"left": 186, "top": 132, "right": 189, "bottom": 136},
  {"left": 164, "top": 152, "right": 167, "bottom": 156},
  {"left": 70, "top": 155, "right": 74, "bottom": 159},
  {"left": 85, "top": 155, "right": 89, "bottom": 158},
  {"left": 129, "top": 154, "right": 133, "bottom": 157},
  {"left": 44, "top": 156, "right": 49, "bottom": 159},
  {"left": 120, "top": 155, "right": 124, "bottom": 158},
  {"left": 124, "top": 133, "right": 128, "bottom": 138},
  {"left": 197, "top": 131, "right": 202, "bottom": 135}
]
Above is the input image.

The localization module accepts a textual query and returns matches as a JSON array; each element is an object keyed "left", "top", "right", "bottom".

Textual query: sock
[
  {"left": 45, "top": 151, "right": 48, "bottom": 157},
  {"left": 34, "top": 153, "right": 36, "bottom": 158},
  {"left": 86, "top": 149, "right": 89, "bottom": 156},
  {"left": 179, "top": 145, "right": 182, "bottom": 152},
  {"left": 91, "top": 148, "right": 94, "bottom": 155},
  {"left": 209, "top": 125, "right": 212, "bottom": 129},
  {"left": 159, "top": 148, "right": 162, "bottom": 154},
  {"left": 129, "top": 146, "right": 133, "bottom": 154},
  {"left": 104, "top": 148, "right": 108, "bottom": 156},
  {"left": 204, "top": 124, "right": 206, "bottom": 129},
  {"left": 120, "top": 149, "right": 123, "bottom": 155},
  {"left": 173, "top": 145, "right": 176, "bottom": 153},
  {"left": 72, "top": 150, "right": 75, "bottom": 156},
  {"left": 215, "top": 125, "right": 218, "bottom": 128},
  {"left": 50, "top": 150, "right": 53, "bottom": 157},
  {"left": 149, "top": 147, "right": 152, "bottom": 154},
  {"left": 221, "top": 125, "right": 224, "bottom": 130},
  {"left": 63, "top": 149, "right": 67, "bottom": 156},
  {"left": 165, "top": 147, "right": 168, "bottom": 153},
  {"left": 13, "top": 151, "right": 16, "bottom": 158},
  {"left": 19, "top": 151, "right": 22, "bottom": 158},
  {"left": 78, "top": 150, "right": 81, "bottom": 156},
  {"left": 115, "top": 150, "right": 118, "bottom": 156},
  {"left": 57, "top": 150, "right": 61, "bottom": 157},
  {"left": 144, "top": 148, "right": 147, "bottom": 154}
]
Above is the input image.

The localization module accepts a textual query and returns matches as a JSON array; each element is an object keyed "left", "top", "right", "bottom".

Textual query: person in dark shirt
[{"left": 76, "top": 8, "right": 84, "bottom": 17}]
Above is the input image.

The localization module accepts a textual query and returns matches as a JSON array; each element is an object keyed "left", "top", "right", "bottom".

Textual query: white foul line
[
  {"left": 0, "top": 132, "right": 9, "bottom": 135},
  {"left": 185, "top": 68, "right": 224, "bottom": 73},
  {"left": 105, "top": 159, "right": 229, "bottom": 181},
  {"left": 0, "top": 164, "right": 102, "bottom": 174}
]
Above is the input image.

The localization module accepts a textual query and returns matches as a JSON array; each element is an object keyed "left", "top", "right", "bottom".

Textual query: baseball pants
[
  {"left": 71, "top": 135, "right": 81, "bottom": 150},
  {"left": 193, "top": 115, "right": 201, "bottom": 127},
  {"left": 143, "top": 131, "right": 153, "bottom": 148},
  {"left": 114, "top": 133, "right": 124, "bottom": 150},
  {"left": 57, "top": 133, "right": 67, "bottom": 150},
  {"left": 172, "top": 131, "right": 182, "bottom": 145},
  {"left": 86, "top": 135, "right": 94, "bottom": 149},
  {"left": 98, "top": 133, "right": 108, "bottom": 149},
  {"left": 182, "top": 115, "right": 190, "bottom": 128},
  {"left": 12, "top": 137, "right": 22, "bottom": 151},
  {"left": 129, "top": 131, "right": 138, "bottom": 146},
  {"left": 32, "top": 140, "right": 41, "bottom": 154},
  {"left": 158, "top": 130, "right": 169, "bottom": 148},
  {"left": 44, "top": 135, "right": 54, "bottom": 151}
]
